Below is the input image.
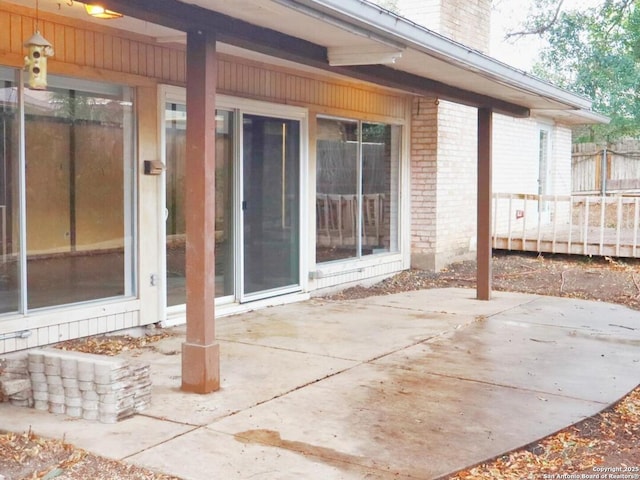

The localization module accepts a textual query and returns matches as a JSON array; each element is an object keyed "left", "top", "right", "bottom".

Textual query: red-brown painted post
[
  {"left": 477, "top": 107, "right": 493, "bottom": 300},
  {"left": 181, "top": 29, "right": 220, "bottom": 393}
]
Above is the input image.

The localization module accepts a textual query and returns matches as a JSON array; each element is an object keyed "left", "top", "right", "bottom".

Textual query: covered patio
[
  {"left": 88, "top": 0, "right": 605, "bottom": 392},
  {"left": 1, "top": 288, "right": 639, "bottom": 478}
]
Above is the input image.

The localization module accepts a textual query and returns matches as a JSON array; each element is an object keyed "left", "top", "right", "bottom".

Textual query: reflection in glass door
[
  {"left": 164, "top": 104, "right": 234, "bottom": 306},
  {"left": 242, "top": 114, "right": 300, "bottom": 298}
]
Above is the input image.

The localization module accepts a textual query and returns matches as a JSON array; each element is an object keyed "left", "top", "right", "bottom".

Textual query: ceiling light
[
  {"left": 327, "top": 45, "right": 403, "bottom": 67},
  {"left": 84, "top": 4, "right": 123, "bottom": 19}
]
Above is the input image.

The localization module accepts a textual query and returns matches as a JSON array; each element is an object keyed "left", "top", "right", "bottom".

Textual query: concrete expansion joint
[
  {"left": 482, "top": 296, "right": 542, "bottom": 319},
  {"left": 223, "top": 366, "right": 360, "bottom": 419},
  {"left": 427, "top": 371, "right": 609, "bottom": 405},
  {"left": 120, "top": 425, "right": 202, "bottom": 461},
  {"left": 217, "top": 338, "right": 355, "bottom": 362},
  {"left": 138, "top": 412, "right": 200, "bottom": 428}
]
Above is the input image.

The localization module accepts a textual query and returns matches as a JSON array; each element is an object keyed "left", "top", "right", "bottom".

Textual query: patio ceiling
[{"left": 8, "top": 0, "right": 607, "bottom": 123}]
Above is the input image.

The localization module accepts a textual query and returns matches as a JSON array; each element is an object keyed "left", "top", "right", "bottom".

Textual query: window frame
[
  {"left": 0, "top": 68, "right": 137, "bottom": 318},
  {"left": 315, "top": 114, "right": 402, "bottom": 265}
]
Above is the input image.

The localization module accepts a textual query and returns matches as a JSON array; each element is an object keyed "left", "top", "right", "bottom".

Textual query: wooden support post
[
  {"left": 477, "top": 108, "right": 493, "bottom": 300},
  {"left": 181, "top": 30, "right": 220, "bottom": 393}
]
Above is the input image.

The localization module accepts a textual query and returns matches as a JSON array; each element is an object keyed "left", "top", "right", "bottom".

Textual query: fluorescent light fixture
[
  {"left": 328, "top": 45, "right": 403, "bottom": 66},
  {"left": 84, "top": 4, "right": 123, "bottom": 19}
]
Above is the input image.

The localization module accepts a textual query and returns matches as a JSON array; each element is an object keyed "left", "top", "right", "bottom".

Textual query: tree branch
[{"left": 505, "top": 0, "right": 565, "bottom": 39}]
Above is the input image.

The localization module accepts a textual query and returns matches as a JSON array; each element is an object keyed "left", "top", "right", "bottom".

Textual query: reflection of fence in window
[
  {"left": 316, "top": 193, "right": 385, "bottom": 248},
  {"left": 316, "top": 140, "right": 389, "bottom": 249}
]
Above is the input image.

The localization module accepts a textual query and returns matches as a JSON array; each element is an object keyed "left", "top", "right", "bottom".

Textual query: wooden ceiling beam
[{"left": 101, "top": 0, "right": 530, "bottom": 117}]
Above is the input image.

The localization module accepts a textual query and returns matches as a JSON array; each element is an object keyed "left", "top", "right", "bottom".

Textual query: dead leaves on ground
[
  {"left": 54, "top": 332, "right": 172, "bottom": 356},
  {"left": 0, "top": 430, "right": 180, "bottom": 480},
  {"left": 448, "top": 385, "right": 640, "bottom": 480}
]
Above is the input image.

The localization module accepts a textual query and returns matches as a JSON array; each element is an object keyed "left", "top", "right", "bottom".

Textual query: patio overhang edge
[{"left": 99, "top": 0, "right": 530, "bottom": 118}]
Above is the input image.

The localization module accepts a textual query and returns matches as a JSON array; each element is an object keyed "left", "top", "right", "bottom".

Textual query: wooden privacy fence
[
  {"left": 572, "top": 141, "right": 640, "bottom": 194},
  {"left": 316, "top": 193, "right": 385, "bottom": 248},
  {"left": 492, "top": 193, "right": 640, "bottom": 258}
]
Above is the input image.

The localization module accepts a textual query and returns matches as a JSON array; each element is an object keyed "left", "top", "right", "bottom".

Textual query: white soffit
[
  {"left": 6, "top": 0, "right": 605, "bottom": 121},
  {"left": 327, "top": 45, "right": 404, "bottom": 67},
  {"left": 182, "top": 0, "right": 598, "bottom": 115}
]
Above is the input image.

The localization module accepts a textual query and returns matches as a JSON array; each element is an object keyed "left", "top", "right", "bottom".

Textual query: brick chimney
[{"left": 395, "top": 0, "right": 491, "bottom": 53}]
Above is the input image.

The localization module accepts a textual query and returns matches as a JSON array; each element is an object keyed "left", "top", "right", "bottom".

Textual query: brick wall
[
  {"left": 410, "top": 97, "right": 439, "bottom": 269},
  {"left": 396, "top": 0, "right": 572, "bottom": 271},
  {"left": 434, "top": 101, "right": 478, "bottom": 269},
  {"left": 410, "top": 99, "right": 479, "bottom": 270}
]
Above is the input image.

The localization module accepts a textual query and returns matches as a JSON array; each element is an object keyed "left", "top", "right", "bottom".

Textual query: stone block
[
  {"left": 27, "top": 352, "right": 44, "bottom": 363},
  {"left": 78, "top": 381, "right": 94, "bottom": 391},
  {"left": 44, "top": 364, "right": 61, "bottom": 376},
  {"left": 77, "top": 369, "right": 94, "bottom": 382},
  {"left": 65, "top": 397, "right": 82, "bottom": 408},
  {"left": 10, "top": 398, "right": 32, "bottom": 408},
  {"left": 10, "top": 389, "right": 32, "bottom": 401},
  {"left": 28, "top": 362, "right": 44, "bottom": 374},
  {"left": 64, "top": 388, "right": 81, "bottom": 399},
  {"left": 60, "top": 358, "right": 78, "bottom": 379},
  {"left": 48, "top": 394, "right": 65, "bottom": 404},
  {"left": 66, "top": 406, "right": 82, "bottom": 418},
  {"left": 99, "top": 413, "right": 118, "bottom": 424},
  {"left": 82, "top": 409, "right": 99, "bottom": 421},
  {"left": 32, "top": 382, "right": 48, "bottom": 393},
  {"left": 82, "top": 390, "right": 99, "bottom": 401},
  {"left": 1, "top": 379, "right": 31, "bottom": 396},
  {"left": 49, "top": 403, "right": 65, "bottom": 414},
  {"left": 33, "top": 390, "right": 48, "bottom": 401},
  {"left": 30, "top": 372, "right": 46, "bottom": 383},
  {"left": 3, "top": 358, "right": 28, "bottom": 373},
  {"left": 47, "top": 384, "right": 64, "bottom": 396},
  {"left": 62, "top": 378, "right": 78, "bottom": 389},
  {"left": 82, "top": 400, "right": 99, "bottom": 411},
  {"left": 46, "top": 375, "right": 62, "bottom": 386}
]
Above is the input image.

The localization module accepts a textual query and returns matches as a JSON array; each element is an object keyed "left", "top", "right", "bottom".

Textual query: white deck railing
[{"left": 492, "top": 193, "right": 640, "bottom": 258}]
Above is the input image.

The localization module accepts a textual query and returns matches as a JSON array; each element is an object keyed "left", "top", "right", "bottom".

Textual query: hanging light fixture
[{"left": 84, "top": 4, "right": 123, "bottom": 19}]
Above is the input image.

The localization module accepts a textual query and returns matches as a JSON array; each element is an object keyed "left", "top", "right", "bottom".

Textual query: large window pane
[
  {"left": 362, "top": 123, "right": 400, "bottom": 256},
  {"left": 315, "top": 118, "right": 358, "bottom": 262},
  {"left": 165, "top": 105, "right": 234, "bottom": 306},
  {"left": 316, "top": 117, "right": 401, "bottom": 264},
  {"left": 0, "top": 77, "right": 19, "bottom": 314},
  {"left": 24, "top": 85, "right": 133, "bottom": 308}
]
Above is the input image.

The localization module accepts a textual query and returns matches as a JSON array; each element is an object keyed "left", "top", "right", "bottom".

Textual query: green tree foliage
[{"left": 523, "top": 0, "right": 640, "bottom": 142}]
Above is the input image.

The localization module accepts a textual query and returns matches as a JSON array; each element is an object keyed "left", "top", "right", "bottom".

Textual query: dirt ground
[
  {"left": 1, "top": 251, "right": 639, "bottom": 479},
  {"left": 328, "top": 250, "right": 640, "bottom": 311}
]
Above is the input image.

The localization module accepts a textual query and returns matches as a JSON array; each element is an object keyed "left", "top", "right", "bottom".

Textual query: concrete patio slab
[
  {"left": 374, "top": 312, "right": 640, "bottom": 404},
  {"left": 119, "top": 337, "right": 357, "bottom": 425},
  {"left": 496, "top": 295, "right": 640, "bottom": 337},
  {"left": 206, "top": 364, "right": 604, "bottom": 479},
  {"left": 216, "top": 299, "right": 476, "bottom": 362},
  {"left": 352, "top": 288, "right": 540, "bottom": 316},
  {"left": 0, "top": 408, "right": 194, "bottom": 460},
  {"left": 127, "top": 426, "right": 413, "bottom": 480}
]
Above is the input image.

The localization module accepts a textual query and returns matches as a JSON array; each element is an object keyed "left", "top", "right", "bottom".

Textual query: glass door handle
[{"left": 242, "top": 201, "right": 247, "bottom": 211}]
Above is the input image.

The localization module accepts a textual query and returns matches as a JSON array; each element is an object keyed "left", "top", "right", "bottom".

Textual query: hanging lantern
[{"left": 24, "top": 31, "right": 54, "bottom": 90}]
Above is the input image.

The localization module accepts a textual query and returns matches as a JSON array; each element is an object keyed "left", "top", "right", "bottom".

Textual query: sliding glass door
[
  {"left": 241, "top": 114, "right": 300, "bottom": 299},
  {"left": 163, "top": 94, "right": 303, "bottom": 307},
  {"left": 164, "top": 104, "right": 234, "bottom": 306}
]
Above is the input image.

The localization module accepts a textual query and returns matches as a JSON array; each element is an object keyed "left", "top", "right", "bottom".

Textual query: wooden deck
[{"left": 492, "top": 193, "right": 640, "bottom": 258}]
